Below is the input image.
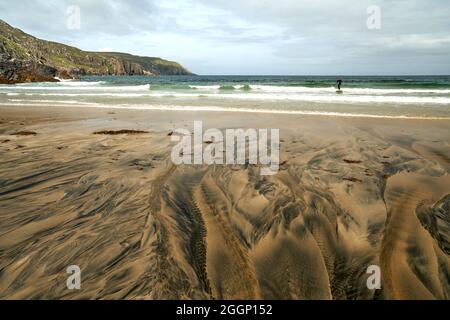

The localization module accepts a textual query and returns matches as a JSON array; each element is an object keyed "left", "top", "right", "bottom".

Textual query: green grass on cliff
[{"left": 0, "top": 19, "right": 192, "bottom": 76}]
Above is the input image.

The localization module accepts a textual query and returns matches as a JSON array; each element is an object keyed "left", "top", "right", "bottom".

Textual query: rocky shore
[{"left": 0, "top": 19, "right": 193, "bottom": 84}]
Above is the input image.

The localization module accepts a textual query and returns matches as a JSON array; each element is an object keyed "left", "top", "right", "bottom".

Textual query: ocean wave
[
  {"left": 149, "top": 84, "right": 192, "bottom": 90},
  {"left": 0, "top": 84, "right": 150, "bottom": 91},
  {"left": 339, "top": 88, "right": 450, "bottom": 94},
  {"left": 7, "top": 99, "right": 98, "bottom": 105},
  {"left": 3, "top": 83, "right": 449, "bottom": 95},
  {"left": 188, "top": 84, "right": 450, "bottom": 94},
  {"left": 218, "top": 93, "right": 450, "bottom": 104},
  {"left": 54, "top": 80, "right": 107, "bottom": 86},
  {"left": 15, "top": 81, "right": 107, "bottom": 87},
  {"left": 218, "top": 85, "right": 236, "bottom": 91},
  {"left": 22, "top": 93, "right": 150, "bottom": 97},
  {"left": 189, "top": 84, "right": 252, "bottom": 91},
  {"left": 250, "top": 85, "right": 450, "bottom": 94},
  {"left": 13, "top": 91, "right": 450, "bottom": 104}
]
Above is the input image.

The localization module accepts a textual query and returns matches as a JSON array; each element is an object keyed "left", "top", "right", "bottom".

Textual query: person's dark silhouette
[{"left": 336, "top": 79, "right": 343, "bottom": 90}]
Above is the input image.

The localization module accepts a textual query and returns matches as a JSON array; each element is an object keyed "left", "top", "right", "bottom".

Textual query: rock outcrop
[{"left": 0, "top": 19, "right": 193, "bottom": 84}]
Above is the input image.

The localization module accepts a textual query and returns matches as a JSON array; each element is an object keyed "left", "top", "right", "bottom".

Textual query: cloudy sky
[{"left": 1, "top": 0, "right": 449, "bottom": 75}]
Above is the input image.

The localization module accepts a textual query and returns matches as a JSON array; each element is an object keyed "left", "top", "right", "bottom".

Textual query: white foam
[
  {"left": 53, "top": 77, "right": 77, "bottom": 82},
  {"left": 189, "top": 85, "right": 221, "bottom": 90},
  {"left": 12, "top": 81, "right": 106, "bottom": 87},
  {"left": 210, "top": 93, "right": 450, "bottom": 104},
  {"left": 251, "top": 85, "right": 450, "bottom": 94},
  {"left": 4, "top": 91, "right": 449, "bottom": 104},
  {"left": 21, "top": 93, "right": 150, "bottom": 97},
  {"left": 54, "top": 81, "right": 107, "bottom": 86},
  {"left": 189, "top": 84, "right": 450, "bottom": 94},
  {"left": 1, "top": 102, "right": 448, "bottom": 120},
  {"left": 3, "top": 82, "right": 449, "bottom": 95},
  {"left": 0, "top": 84, "right": 149, "bottom": 91},
  {"left": 8, "top": 99, "right": 98, "bottom": 105},
  {"left": 334, "top": 87, "right": 450, "bottom": 94}
]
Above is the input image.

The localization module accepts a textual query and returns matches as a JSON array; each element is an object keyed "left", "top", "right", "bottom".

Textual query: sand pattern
[{"left": 0, "top": 107, "right": 449, "bottom": 299}]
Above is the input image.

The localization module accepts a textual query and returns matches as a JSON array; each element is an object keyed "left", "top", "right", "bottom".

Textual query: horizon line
[{"left": 82, "top": 74, "right": 450, "bottom": 77}]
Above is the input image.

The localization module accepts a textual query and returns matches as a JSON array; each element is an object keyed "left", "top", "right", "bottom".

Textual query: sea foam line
[
  {"left": 0, "top": 84, "right": 150, "bottom": 91},
  {"left": 8, "top": 99, "right": 99, "bottom": 105},
  {"left": 1, "top": 102, "right": 448, "bottom": 120},
  {"left": 3, "top": 83, "right": 449, "bottom": 94},
  {"left": 6, "top": 92, "right": 450, "bottom": 104},
  {"left": 190, "top": 84, "right": 450, "bottom": 94}
]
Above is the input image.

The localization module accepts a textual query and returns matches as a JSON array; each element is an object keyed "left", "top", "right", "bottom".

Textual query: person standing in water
[{"left": 336, "top": 78, "right": 343, "bottom": 90}]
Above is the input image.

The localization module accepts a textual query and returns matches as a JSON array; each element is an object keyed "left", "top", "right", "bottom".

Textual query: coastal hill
[{"left": 0, "top": 19, "right": 193, "bottom": 84}]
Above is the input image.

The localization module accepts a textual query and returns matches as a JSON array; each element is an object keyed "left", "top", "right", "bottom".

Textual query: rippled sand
[{"left": 0, "top": 106, "right": 449, "bottom": 299}]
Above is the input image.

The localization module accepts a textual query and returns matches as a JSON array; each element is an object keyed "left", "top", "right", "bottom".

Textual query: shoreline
[{"left": 2, "top": 103, "right": 450, "bottom": 121}]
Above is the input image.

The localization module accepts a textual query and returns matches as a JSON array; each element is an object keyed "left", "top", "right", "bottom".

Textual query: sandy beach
[{"left": 0, "top": 104, "right": 449, "bottom": 300}]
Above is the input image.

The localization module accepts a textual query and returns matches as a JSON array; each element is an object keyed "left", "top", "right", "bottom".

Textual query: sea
[{"left": 1, "top": 75, "right": 449, "bottom": 119}]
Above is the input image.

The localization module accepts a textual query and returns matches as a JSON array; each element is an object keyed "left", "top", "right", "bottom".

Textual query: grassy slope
[{"left": 0, "top": 19, "right": 192, "bottom": 77}]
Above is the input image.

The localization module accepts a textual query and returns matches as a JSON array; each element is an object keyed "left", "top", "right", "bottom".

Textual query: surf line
[{"left": 170, "top": 121, "right": 280, "bottom": 175}]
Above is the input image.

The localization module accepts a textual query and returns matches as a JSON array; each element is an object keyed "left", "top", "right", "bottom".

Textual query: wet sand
[{"left": 0, "top": 105, "right": 449, "bottom": 300}]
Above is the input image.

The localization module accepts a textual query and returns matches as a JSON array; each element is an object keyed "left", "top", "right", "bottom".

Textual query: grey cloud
[
  {"left": 0, "top": 0, "right": 160, "bottom": 39},
  {"left": 0, "top": 0, "right": 448, "bottom": 74}
]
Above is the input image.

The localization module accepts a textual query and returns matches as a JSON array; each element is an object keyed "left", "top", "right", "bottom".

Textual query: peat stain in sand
[
  {"left": 343, "top": 159, "right": 362, "bottom": 164},
  {"left": 343, "top": 177, "right": 363, "bottom": 183},
  {"left": 93, "top": 130, "right": 149, "bottom": 135},
  {"left": 11, "top": 131, "right": 37, "bottom": 136}
]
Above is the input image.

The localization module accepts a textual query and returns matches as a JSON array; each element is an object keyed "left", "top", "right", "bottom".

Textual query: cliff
[{"left": 0, "top": 19, "right": 193, "bottom": 84}]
